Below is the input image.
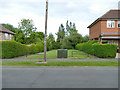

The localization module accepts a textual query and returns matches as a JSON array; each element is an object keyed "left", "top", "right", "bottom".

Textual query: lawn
[
  {"left": 22, "top": 49, "right": 95, "bottom": 59},
  {"left": 1, "top": 61, "right": 118, "bottom": 67}
]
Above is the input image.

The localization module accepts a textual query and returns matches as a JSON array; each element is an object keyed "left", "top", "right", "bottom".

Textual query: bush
[
  {"left": 28, "top": 44, "right": 39, "bottom": 54},
  {"left": 75, "top": 40, "right": 117, "bottom": 58},
  {"left": 94, "top": 44, "right": 117, "bottom": 58},
  {"left": 36, "top": 42, "right": 44, "bottom": 52},
  {"left": 1, "top": 41, "right": 28, "bottom": 58}
]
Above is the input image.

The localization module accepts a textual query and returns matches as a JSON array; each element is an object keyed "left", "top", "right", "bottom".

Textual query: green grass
[
  {"left": 22, "top": 49, "right": 95, "bottom": 59},
  {"left": 1, "top": 61, "right": 118, "bottom": 67}
]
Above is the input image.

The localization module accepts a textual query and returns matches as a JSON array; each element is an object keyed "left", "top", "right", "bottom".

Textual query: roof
[
  {"left": 0, "top": 25, "right": 16, "bottom": 35},
  {"left": 87, "top": 9, "right": 120, "bottom": 28}
]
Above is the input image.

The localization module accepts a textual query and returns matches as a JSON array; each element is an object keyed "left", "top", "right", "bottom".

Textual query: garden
[{"left": 0, "top": 19, "right": 118, "bottom": 67}]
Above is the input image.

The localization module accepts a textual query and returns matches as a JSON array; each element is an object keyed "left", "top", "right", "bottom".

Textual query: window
[
  {"left": 10, "top": 34, "right": 11, "bottom": 40},
  {"left": 114, "top": 40, "right": 118, "bottom": 45},
  {"left": 107, "top": 20, "right": 115, "bottom": 28},
  {"left": 118, "top": 21, "right": 120, "bottom": 28},
  {"left": 108, "top": 40, "right": 113, "bottom": 44},
  {"left": 5, "top": 33, "right": 8, "bottom": 40}
]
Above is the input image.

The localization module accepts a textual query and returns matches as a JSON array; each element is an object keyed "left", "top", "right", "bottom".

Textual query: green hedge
[
  {"left": 1, "top": 41, "right": 29, "bottom": 58},
  {"left": 0, "top": 41, "right": 44, "bottom": 59},
  {"left": 28, "top": 44, "right": 39, "bottom": 54},
  {"left": 94, "top": 44, "right": 117, "bottom": 58},
  {"left": 75, "top": 40, "right": 117, "bottom": 58}
]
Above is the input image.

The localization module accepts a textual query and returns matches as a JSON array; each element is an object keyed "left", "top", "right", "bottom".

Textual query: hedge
[
  {"left": 94, "top": 44, "right": 117, "bottom": 58},
  {"left": 0, "top": 41, "right": 44, "bottom": 59},
  {"left": 75, "top": 40, "right": 117, "bottom": 58},
  {"left": 1, "top": 41, "right": 29, "bottom": 58},
  {"left": 28, "top": 42, "right": 44, "bottom": 54}
]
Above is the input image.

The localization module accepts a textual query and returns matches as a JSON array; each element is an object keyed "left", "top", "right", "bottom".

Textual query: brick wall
[
  {"left": 0, "top": 32, "right": 13, "bottom": 41},
  {"left": 101, "top": 20, "right": 120, "bottom": 35},
  {"left": 89, "top": 20, "right": 120, "bottom": 40},
  {"left": 89, "top": 21, "right": 101, "bottom": 40}
]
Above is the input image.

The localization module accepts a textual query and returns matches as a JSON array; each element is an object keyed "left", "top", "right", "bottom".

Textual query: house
[
  {"left": 87, "top": 9, "right": 120, "bottom": 47},
  {"left": 0, "top": 25, "right": 16, "bottom": 41}
]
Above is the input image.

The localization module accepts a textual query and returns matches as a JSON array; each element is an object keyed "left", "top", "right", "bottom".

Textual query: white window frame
[
  {"left": 118, "top": 21, "right": 120, "bottom": 28},
  {"left": 107, "top": 20, "right": 115, "bottom": 28},
  {"left": 5, "top": 33, "right": 8, "bottom": 40}
]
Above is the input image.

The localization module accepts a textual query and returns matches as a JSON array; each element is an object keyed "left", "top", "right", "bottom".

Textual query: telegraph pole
[{"left": 44, "top": 0, "right": 48, "bottom": 62}]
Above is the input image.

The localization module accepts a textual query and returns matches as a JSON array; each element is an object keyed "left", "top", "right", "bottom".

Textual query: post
[{"left": 44, "top": 0, "right": 48, "bottom": 62}]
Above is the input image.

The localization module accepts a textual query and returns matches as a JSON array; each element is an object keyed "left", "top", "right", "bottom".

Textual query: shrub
[
  {"left": 36, "top": 42, "right": 44, "bottom": 52},
  {"left": 28, "top": 44, "right": 39, "bottom": 54},
  {"left": 94, "top": 44, "right": 117, "bottom": 58},
  {"left": 75, "top": 40, "right": 117, "bottom": 58},
  {"left": 1, "top": 41, "right": 28, "bottom": 58}
]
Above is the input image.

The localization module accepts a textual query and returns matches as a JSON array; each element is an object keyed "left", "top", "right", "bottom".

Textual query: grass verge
[
  {"left": 22, "top": 49, "right": 95, "bottom": 59},
  {"left": 1, "top": 61, "right": 118, "bottom": 67}
]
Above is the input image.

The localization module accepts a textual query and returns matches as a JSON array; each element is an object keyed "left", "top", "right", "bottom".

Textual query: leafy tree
[
  {"left": 18, "top": 19, "right": 37, "bottom": 37},
  {"left": 83, "top": 35, "right": 89, "bottom": 42},
  {"left": 56, "top": 24, "right": 65, "bottom": 42},
  {"left": 66, "top": 21, "right": 78, "bottom": 36},
  {"left": 18, "top": 19, "right": 37, "bottom": 44},
  {"left": 29, "top": 32, "right": 45, "bottom": 44},
  {"left": 14, "top": 29, "right": 26, "bottom": 44},
  {"left": 62, "top": 32, "right": 83, "bottom": 49},
  {"left": 47, "top": 33, "right": 55, "bottom": 50}
]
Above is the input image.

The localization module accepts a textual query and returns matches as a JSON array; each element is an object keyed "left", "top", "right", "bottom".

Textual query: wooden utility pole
[{"left": 44, "top": 0, "right": 48, "bottom": 62}]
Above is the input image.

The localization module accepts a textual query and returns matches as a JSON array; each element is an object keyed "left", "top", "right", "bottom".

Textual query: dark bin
[{"left": 57, "top": 49, "right": 68, "bottom": 58}]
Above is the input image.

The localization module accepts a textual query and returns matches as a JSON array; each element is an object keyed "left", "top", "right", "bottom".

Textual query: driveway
[{"left": 2, "top": 67, "right": 118, "bottom": 88}]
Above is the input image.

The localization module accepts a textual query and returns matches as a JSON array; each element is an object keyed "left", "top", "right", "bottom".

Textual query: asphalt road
[{"left": 2, "top": 67, "right": 118, "bottom": 88}]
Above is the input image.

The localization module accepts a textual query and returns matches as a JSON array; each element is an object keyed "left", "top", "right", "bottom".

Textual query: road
[{"left": 2, "top": 67, "right": 118, "bottom": 88}]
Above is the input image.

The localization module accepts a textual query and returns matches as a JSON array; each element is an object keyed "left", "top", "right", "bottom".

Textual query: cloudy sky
[{"left": 0, "top": 0, "right": 119, "bottom": 38}]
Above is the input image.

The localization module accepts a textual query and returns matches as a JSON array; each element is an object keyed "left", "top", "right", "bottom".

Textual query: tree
[
  {"left": 66, "top": 21, "right": 78, "bottom": 36},
  {"left": 83, "top": 35, "right": 89, "bottom": 42},
  {"left": 29, "top": 32, "right": 45, "bottom": 44},
  {"left": 14, "top": 29, "right": 26, "bottom": 44},
  {"left": 56, "top": 24, "right": 65, "bottom": 42},
  {"left": 18, "top": 19, "right": 36, "bottom": 37},
  {"left": 62, "top": 32, "right": 83, "bottom": 49},
  {"left": 47, "top": 33, "right": 55, "bottom": 50},
  {"left": 18, "top": 19, "right": 37, "bottom": 44}
]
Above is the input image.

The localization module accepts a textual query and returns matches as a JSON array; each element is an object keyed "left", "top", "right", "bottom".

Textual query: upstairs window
[
  {"left": 118, "top": 21, "right": 120, "bottom": 28},
  {"left": 107, "top": 20, "right": 115, "bottom": 28}
]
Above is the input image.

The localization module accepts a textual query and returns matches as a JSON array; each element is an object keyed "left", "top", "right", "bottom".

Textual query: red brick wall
[
  {"left": 89, "top": 21, "right": 101, "bottom": 40},
  {"left": 89, "top": 20, "right": 120, "bottom": 40},
  {"left": 101, "top": 20, "right": 120, "bottom": 35}
]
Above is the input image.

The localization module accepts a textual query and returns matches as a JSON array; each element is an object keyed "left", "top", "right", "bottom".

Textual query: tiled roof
[
  {"left": 88, "top": 9, "right": 120, "bottom": 28},
  {"left": 0, "top": 25, "right": 16, "bottom": 35}
]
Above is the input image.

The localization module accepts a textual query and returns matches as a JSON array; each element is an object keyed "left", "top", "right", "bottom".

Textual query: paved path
[
  {"left": 0, "top": 58, "right": 118, "bottom": 61},
  {"left": 2, "top": 67, "right": 118, "bottom": 88}
]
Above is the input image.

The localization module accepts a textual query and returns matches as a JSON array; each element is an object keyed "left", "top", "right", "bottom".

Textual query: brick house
[
  {"left": 0, "top": 25, "right": 16, "bottom": 41},
  {"left": 87, "top": 9, "right": 120, "bottom": 47}
]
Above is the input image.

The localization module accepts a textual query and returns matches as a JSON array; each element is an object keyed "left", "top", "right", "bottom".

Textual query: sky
[{"left": 0, "top": 0, "right": 119, "bottom": 38}]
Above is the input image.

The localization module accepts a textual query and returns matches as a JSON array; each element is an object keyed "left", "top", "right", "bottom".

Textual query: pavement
[
  {"left": 2, "top": 67, "right": 118, "bottom": 88},
  {"left": 0, "top": 58, "right": 118, "bottom": 61},
  {"left": 116, "top": 53, "right": 120, "bottom": 59}
]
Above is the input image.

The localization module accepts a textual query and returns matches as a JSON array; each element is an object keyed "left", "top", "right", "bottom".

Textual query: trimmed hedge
[
  {"left": 75, "top": 40, "right": 117, "bottom": 58},
  {"left": 94, "top": 44, "right": 117, "bottom": 58},
  {"left": 1, "top": 41, "right": 29, "bottom": 58},
  {"left": 0, "top": 41, "right": 44, "bottom": 59}
]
